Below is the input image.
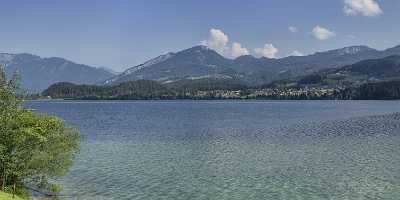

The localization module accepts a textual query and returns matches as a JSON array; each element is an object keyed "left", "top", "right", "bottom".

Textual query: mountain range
[
  {"left": 2, "top": 44, "right": 400, "bottom": 92},
  {"left": 42, "top": 55, "right": 400, "bottom": 100},
  {"left": 104, "top": 45, "right": 400, "bottom": 86},
  {"left": 0, "top": 53, "right": 114, "bottom": 92}
]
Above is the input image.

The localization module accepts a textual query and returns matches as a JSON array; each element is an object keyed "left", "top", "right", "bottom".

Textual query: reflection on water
[{"left": 25, "top": 101, "right": 400, "bottom": 200}]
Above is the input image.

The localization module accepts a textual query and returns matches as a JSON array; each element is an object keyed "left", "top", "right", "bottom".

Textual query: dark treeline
[
  {"left": 42, "top": 80, "right": 176, "bottom": 100},
  {"left": 41, "top": 79, "right": 400, "bottom": 100},
  {"left": 42, "top": 79, "right": 249, "bottom": 100},
  {"left": 338, "top": 80, "right": 400, "bottom": 100}
]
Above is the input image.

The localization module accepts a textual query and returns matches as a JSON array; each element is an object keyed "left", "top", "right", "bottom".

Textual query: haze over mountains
[{"left": 2, "top": 44, "right": 400, "bottom": 92}]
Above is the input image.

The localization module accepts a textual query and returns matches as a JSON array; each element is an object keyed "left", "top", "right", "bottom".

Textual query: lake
[{"left": 25, "top": 100, "right": 400, "bottom": 200}]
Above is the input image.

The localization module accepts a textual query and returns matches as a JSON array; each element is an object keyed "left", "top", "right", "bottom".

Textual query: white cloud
[
  {"left": 289, "top": 26, "right": 298, "bottom": 33},
  {"left": 201, "top": 28, "right": 250, "bottom": 58},
  {"left": 312, "top": 26, "right": 336, "bottom": 40},
  {"left": 343, "top": 0, "right": 383, "bottom": 17},
  {"left": 289, "top": 50, "right": 304, "bottom": 57},
  {"left": 231, "top": 42, "right": 249, "bottom": 58},
  {"left": 201, "top": 28, "right": 229, "bottom": 55},
  {"left": 254, "top": 44, "right": 279, "bottom": 58}
]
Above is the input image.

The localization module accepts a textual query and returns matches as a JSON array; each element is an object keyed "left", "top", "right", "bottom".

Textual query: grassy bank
[{"left": 0, "top": 192, "right": 24, "bottom": 200}]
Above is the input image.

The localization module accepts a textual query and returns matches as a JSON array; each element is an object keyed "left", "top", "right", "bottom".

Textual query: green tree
[{"left": 0, "top": 67, "right": 80, "bottom": 198}]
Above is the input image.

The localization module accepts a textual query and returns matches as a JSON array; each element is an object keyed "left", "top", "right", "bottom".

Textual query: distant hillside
[
  {"left": 269, "top": 55, "right": 400, "bottom": 88},
  {"left": 104, "top": 46, "right": 239, "bottom": 85},
  {"left": 339, "top": 55, "right": 400, "bottom": 79},
  {"left": 105, "top": 45, "right": 400, "bottom": 86},
  {"left": 0, "top": 53, "right": 114, "bottom": 92}
]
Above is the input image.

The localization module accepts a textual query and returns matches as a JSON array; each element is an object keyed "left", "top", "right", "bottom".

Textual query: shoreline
[{"left": 24, "top": 98, "right": 400, "bottom": 102}]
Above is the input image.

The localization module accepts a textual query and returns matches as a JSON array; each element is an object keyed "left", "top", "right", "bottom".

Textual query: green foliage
[
  {"left": 0, "top": 67, "right": 80, "bottom": 197},
  {"left": 42, "top": 78, "right": 249, "bottom": 100},
  {"left": 42, "top": 80, "right": 177, "bottom": 100},
  {"left": 0, "top": 191, "right": 25, "bottom": 200}
]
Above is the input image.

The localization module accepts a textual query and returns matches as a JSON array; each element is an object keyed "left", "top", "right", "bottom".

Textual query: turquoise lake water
[{"left": 25, "top": 100, "right": 400, "bottom": 200}]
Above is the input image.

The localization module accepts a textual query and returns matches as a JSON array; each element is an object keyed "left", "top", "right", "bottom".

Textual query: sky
[{"left": 1, "top": 0, "right": 399, "bottom": 71}]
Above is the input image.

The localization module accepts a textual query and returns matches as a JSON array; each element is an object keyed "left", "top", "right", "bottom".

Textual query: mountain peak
[
  {"left": 180, "top": 45, "right": 214, "bottom": 54},
  {"left": 342, "top": 45, "right": 374, "bottom": 53},
  {"left": 190, "top": 45, "right": 209, "bottom": 51},
  {"left": 176, "top": 45, "right": 226, "bottom": 61},
  {"left": 315, "top": 45, "right": 376, "bottom": 56},
  {"left": 235, "top": 54, "right": 255, "bottom": 59},
  {"left": 335, "top": 45, "right": 375, "bottom": 54},
  {"left": 234, "top": 55, "right": 257, "bottom": 62}
]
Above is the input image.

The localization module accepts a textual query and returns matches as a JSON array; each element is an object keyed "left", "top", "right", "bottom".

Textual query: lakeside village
[{"left": 181, "top": 87, "right": 339, "bottom": 100}]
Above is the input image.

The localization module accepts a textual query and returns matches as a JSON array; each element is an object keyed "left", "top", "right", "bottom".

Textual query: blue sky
[{"left": 1, "top": 0, "right": 399, "bottom": 71}]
